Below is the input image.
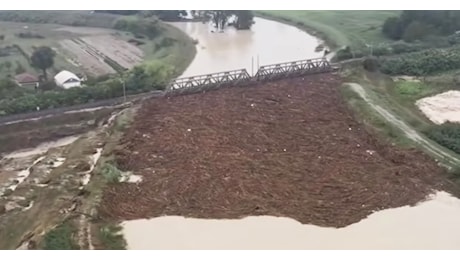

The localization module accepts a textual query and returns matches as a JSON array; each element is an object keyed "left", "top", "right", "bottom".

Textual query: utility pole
[
  {"left": 251, "top": 56, "right": 254, "bottom": 76},
  {"left": 365, "top": 43, "right": 373, "bottom": 56},
  {"left": 120, "top": 78, "right": 126, "bottom": 102},
  {"left": 123, "top": 80, "right": 126, "bottom": 102}
]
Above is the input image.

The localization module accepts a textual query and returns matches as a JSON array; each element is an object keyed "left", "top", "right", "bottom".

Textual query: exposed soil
[
  {"left": 101, "top": 74, "right": 455, "bottom": 227},
  {"left": 0, "top": 108, "right": 114, "bottom": 155}
]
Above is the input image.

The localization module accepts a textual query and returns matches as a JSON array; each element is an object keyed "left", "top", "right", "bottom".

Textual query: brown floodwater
[
  {"left": 170, "top": 17, "right": 325, "bottom": 77},
  {"left": 123, "top": 191, "right": 460, "bottom": 250}
]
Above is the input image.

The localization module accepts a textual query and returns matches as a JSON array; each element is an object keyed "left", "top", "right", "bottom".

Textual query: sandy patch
[{"left": 416, "top": 90, "right": 460, "bottom": 124}]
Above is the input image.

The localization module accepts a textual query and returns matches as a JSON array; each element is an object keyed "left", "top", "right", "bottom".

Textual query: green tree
[
  {"left": 198, "top": 11, "right": 254, "bottom": 31},
  {"left": 4, "top": 60, "right": 12, "bottom": 76},
  {"left": 145, "top": 10, "right": 187, "bottom": 21},
  {"left": 233, "top": 11, "right": 254, "bottom": 30},
  {"left": 383, "top": 11, "right": 460, "bottom": 42},
  {"left": 382, "top": 17, "right": 403, "bottom": 40},
  {"left": 402, "top": 21, "right": 430, "bottom": 42},
  {"left": 30, "top": 46, "right": 55, "bottom": 80},
  {"left": 362, "top": 57, "right": 379, "bottom": 72},
  {"left": 15, "top": 61, "right": 26, "bottom": 74}
]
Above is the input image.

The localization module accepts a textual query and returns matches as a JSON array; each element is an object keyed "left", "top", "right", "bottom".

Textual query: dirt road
[{"left": 345, "top": 83, "right": 460, "bottom": 168}]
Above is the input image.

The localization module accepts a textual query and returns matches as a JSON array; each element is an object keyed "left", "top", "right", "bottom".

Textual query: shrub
[
  {"left": 362, "top": 57, "right": 379, "bottom": 72},
  {"left": 113, "top": 17, "right": 161, "bottom": 39},
  {"left": 380, "top": 47, "right": 460, "bottom": 76},
  {"left": 382, "top": 16, "right": 404, "bottom": 40},
  {"left": 371, "top": 45, "right": 391, "bottom": 56},
  {"left": 402, "top": 21, "right": 431, "bottom": 42},
  {"left": 42, "top": 222, "right": 78, "bottom": 250},
  {"left": 424, "top": 123, "right": 460, "bottom": 155},
  {"left": 39, "top": 81, "right": 58, "bottom": 91},
  {"left": 390, "top": 41, "right": 423, "bottom": 54},
  {"left": 101, "top": 163, "right": 123, "bottom": 183},
  {"left": 98, "top": 224, "right": 126, "bottom": 250},
  {"left": 16, "top": 32, "right": 45, "bottom": 39},
  {"left": 15, "top": 61, "right": 26, "bottom": 74}
]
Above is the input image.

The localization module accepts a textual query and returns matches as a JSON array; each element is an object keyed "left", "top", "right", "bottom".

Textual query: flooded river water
[
  {"left": 122, "top": 191, "right": 460, "bottom": 250},
  {"left": 118, "top": 17, "right": 460, "bottom": 250},
  {"left": 171, "top": 17, "right": 325, "bottom": 77}
]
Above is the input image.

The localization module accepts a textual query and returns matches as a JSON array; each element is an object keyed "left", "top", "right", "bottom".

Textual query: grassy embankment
[{"left": 256, "top": 10, "right": 400, "bottom": 50}]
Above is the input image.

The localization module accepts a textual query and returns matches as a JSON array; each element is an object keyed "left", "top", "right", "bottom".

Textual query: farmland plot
[
  {"left": 59, "top": 35, "right": 144, "bottom": 76},
  {"left": 80, "top": 35, "right": 144, "bottom": 70},
  {"left": 59, "top": 39, "right": 116, "bottom": 76}
]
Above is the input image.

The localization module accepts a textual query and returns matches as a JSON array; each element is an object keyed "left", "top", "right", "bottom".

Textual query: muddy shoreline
[{"left": 0, "top": 107, "right": 124, "bottom": 155}]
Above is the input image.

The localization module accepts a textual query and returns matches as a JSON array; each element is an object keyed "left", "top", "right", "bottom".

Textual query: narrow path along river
[{"left": 122, "top": 17, "right": 460, "bottom": 249}]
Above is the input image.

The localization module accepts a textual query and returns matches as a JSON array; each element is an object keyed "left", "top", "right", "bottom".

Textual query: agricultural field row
[{"left": 0, "top": 21, "right": 146, "bottom": 79}]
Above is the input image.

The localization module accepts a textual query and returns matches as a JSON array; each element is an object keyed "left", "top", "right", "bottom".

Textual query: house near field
[
  {"left": 14, "top": 73, "right": 40, "bottom": 89},
  {"left": 54, "top": 70, "right": 82, "bottom": 89}
]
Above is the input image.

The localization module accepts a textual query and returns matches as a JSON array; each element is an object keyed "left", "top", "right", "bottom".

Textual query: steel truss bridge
[{"left": 166, "top": 58, "right": 335, "bottom": 96}]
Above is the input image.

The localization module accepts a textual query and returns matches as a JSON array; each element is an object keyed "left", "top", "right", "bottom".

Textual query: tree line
[
  {"left": 382, "top": 11, "right": 460, "bottom": 42},
  {"left": 96, "top": 10, "right": 255, "bottom": 30}
]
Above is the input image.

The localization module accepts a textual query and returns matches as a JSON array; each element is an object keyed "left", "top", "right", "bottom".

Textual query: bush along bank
[
  {"left": 335, "top": 37, "right": 460, "bottom": 62},
  {"left": 424, "top": 123, "right": 460, "bottom": 156},
  {"left": 379, "top": 47, "right": 460, "bottom": 76}
]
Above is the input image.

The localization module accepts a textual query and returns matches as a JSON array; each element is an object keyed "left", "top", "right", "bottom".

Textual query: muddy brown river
[
  {"left": 171, "top": 17, "right": 325, "bottom": 77},
  {"left": 122, "top": 191, "right": 460, "bottom": 250}
]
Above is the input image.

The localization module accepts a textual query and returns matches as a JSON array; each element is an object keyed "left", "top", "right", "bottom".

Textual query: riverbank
[
  {"left": 158, "top": 23, "right": 196, "bottom": 78},
  {"left": 256, "top": 11, "right": 399, "bottom": 50}
]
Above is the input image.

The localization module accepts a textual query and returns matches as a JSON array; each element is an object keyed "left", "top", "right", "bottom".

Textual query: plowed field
[{"left": 101, "top": 74, "right": 453, "bottom": 227}]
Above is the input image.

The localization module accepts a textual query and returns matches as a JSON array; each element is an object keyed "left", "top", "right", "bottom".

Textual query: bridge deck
[{"left": 166, "top": 58, "right": 333, "bottom": 96}]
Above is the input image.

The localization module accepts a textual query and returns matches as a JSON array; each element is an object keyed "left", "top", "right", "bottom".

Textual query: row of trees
[
  {"left": 96, "top": 10, "right": 255, "bottom": 30},
  {"left": 382, "top": 11, "right": 460, "bottom": 42},
  {"left": 96, "top": 10, "right": 189, "bottom": 22},
  {"left": 193, "top": 10, "right": 254, "bottom": 30}
]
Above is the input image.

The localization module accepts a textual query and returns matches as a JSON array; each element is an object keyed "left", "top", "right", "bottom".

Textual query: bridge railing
[
  {"left": 166, "top": 57, "right": 333, "bottom": 96},
  {"left": 166, "top": 69, "right": 252, "bottom": 96},
  {"left": 254, "top": 58, "right": 332, "bottom": 81}
]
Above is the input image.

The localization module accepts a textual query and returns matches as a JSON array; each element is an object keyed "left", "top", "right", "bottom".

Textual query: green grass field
[{"left": 256, "top": 10, "right": 400, "bottom": 50}]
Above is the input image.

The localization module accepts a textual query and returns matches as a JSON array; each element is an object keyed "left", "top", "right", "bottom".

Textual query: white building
[{"left": 54, "top": 70, "right": 81, "bottom": 89}]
